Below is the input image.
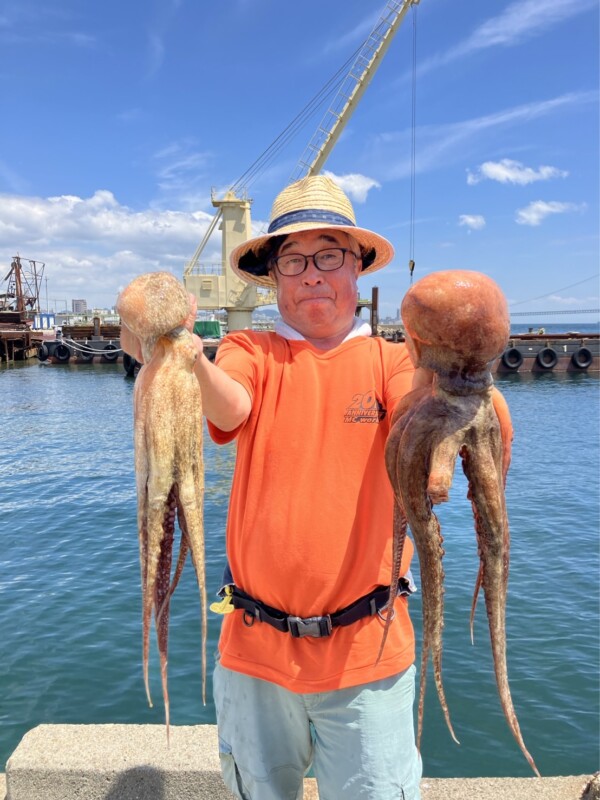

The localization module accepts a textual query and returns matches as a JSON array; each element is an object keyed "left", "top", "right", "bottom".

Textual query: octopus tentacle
[
  {"left": 394, "top": 390, "right": 475, "bottom": 746},
  {"left": 142, "top": 439, "right": 177, "bottom": 708},
  {"left": 153, "top": 486, "right": 177, "bottom": 737},
  {"left": 469, "top": 562, "right": 483, "bottom": 646},
  {"left": 164, "top": 531, "right": 190, "bottom": 606},
  {"left": 375, "top": 498, "right": 407, "bottom": 666},
  {"left": 376, "top": 400, "right": 415, "bottom": 663},
  {"left": 382, "top": 269, "right": 540, "bottom": 776},
  {"left": 378, "top": 387, "right": 432, "bottom": 663},
  {"left": 461, "top": 428, "right": 540, "bottom": 777},
  {"left": 117, "top": 272, "right": 206, "bottom": 738},
  {"left": 176, "top": 469, "right": 207, "bottom": 704},
  {"left": 467, "top": 390, "right": 512, "bottom": 644}
]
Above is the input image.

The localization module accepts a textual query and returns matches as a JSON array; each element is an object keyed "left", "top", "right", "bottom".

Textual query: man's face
[{"left": 271, "top": 229, "right": 362, "bottom": 342}]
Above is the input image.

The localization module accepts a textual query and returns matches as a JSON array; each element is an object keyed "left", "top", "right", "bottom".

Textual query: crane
[{"left": 183, "top": 0, "right": 420, "bottom": 331}]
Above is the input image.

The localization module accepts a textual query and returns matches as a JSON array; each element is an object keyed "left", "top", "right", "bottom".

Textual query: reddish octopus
[
  {"left": 116, "top": 272, "right": 206, "bottom": 739},
  {"left": 381, "top": 270, "right": 540, "bottom": 777}
]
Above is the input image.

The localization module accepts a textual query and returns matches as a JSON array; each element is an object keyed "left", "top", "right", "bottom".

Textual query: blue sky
[{"left": 0, "top": 0, "right": 598, "bottom": 322}]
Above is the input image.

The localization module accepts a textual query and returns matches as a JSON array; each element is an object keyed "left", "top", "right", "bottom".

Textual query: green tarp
[{"left": 193, "top": 320, "right": 222, "bottom": 338}]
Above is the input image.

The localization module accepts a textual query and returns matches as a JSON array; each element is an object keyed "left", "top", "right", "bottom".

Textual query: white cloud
[
  {"left": 463, "top": 0, "right": 595, "bottom": 50},
  {"left": 547, "top": 293, "right": 599, "bottom": 306},
  {"left": 323, "top": 170, "right": 381, "bottom": 203},
  {"left": 156, "top": 152, "right": 211, "bottom": 188},
  {"left": 515, "top": 200, "right": 585, "bottom": 226},
  {"left": 147, "top": 33, "right": 165, "bottom": 77},
  {"left": 416, "top": 0, "right": 597, "bottom": 78},
  {"left": 146, "top": 0, "right": 184, "bottom": 77},
  {"left": 0, "top": 190, "right": 217, "bottom": 307},
  {"left": 0, "top": 4, "right": 97, "bottom": 49},
  {"left": 117, "top": 108, "right": 144, "bottom": 123},
  {"left": 321, "top": 11, "right": 379, "bottom": 55},
  {"left": 467, "top": 159, "right": 568, "bottom": 185},
  {"left": 150, "top": 140, "right": 214, "bottom": 210},
  {"left": 370, "top": 91, "right": 594, "bottom": 181},
  {"left": 458, "top": 214, "right": 486, "bottom": 230},
  {"left": 0, "top": 159, "right": 29, "bottom": 194}
]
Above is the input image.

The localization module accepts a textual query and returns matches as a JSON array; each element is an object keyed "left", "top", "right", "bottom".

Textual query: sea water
[{"left": 0, "top": 353, "right": 598, "bottom": 778}]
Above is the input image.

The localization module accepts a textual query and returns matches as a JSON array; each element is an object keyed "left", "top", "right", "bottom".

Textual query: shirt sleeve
[
  {"left": 491, "top": 386, "right": 513, "bottom": 481},
  {"left": 383, "top": 342, "right": 416, "bottom": 416},
  {"left": 206, "top": 333, "right": 259, "bottom": 445}
]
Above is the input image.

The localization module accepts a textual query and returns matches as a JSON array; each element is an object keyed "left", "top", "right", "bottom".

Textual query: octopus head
[
  {"left": 401, "top": 270, "right": 510, "bottom": 378},
  {"left": 117, "top": 272, "right": 191, "bottom": 342}
]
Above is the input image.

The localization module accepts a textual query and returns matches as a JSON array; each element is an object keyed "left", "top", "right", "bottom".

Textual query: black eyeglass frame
[{"left": 270, "top": 247, "right": 360, "bottom": 277}]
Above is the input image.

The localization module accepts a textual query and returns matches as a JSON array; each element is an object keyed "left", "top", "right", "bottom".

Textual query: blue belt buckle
[{"left": 288, "top": 614, "right": 332, "bottom": 638}]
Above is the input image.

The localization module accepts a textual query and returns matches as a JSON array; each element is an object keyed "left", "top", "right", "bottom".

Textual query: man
[{"left": 190, "top": 175, "right": 425, "bottom": 800}]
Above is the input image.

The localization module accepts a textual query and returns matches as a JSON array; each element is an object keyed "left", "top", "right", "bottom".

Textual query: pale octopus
[
  {"left": 381, "top": 270, "right": 540, "bottom": 776},
  {"left": 117, "top": 272, "right": 206, "bottom": 739}
]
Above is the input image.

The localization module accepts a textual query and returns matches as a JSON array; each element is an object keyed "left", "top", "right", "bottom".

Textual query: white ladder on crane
[{"left": 290, "top": 0, "right": 419, "bottom": 182}]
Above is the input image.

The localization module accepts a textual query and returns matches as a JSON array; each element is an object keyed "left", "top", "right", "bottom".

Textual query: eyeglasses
[{"left": 271, "top": 247, "right": 359, "bottom": 277}]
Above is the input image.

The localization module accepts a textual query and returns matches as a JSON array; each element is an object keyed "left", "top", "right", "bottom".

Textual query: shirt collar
[{"left": 274, "top": 317, "right": 372, "bottom": 342}]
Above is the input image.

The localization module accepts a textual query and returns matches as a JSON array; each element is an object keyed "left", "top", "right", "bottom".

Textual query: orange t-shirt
[{"left": 208, "top": 331, "right": 417, "bottom": 693}]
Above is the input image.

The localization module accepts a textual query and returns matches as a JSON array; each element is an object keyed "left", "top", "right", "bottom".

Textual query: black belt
[{"left": 229, "top": 579, "right": 411, "bottom": 639}]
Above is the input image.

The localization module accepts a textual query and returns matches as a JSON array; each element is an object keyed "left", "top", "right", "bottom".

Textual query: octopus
[
  {"left": 380, "top": 269, "right": 540, "bottom": 777},
  {"left": 116, "top": 271, "right": 206, "bottom": 740}
]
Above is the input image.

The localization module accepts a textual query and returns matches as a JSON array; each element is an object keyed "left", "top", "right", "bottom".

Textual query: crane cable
[
  {"left": 229, "top": 44, "right": 364, "bottom": 195},
  {"left": 189, "top": 42, "right": 365, "bottom": 269},
  {"left": 408, "top": 5, "right": 418, "bottom": 284}
]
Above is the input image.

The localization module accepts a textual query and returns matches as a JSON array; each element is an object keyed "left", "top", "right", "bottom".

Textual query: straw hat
[{"left": 230, "top": 175, "right": 394, "bottom": 288}]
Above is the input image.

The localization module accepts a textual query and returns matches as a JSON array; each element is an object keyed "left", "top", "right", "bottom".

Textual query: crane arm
[
  {"left": 291, "top": 0, "right": 420, "bottom": 182},
  {"left": 184, "top": 208, "right": 223, "bottom": 277}
]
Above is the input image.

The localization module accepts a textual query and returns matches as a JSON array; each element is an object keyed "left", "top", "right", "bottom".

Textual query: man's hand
[
  {"left": 183, "top": 293, "right": 198, "bottom": 333},
  {"left": 184, "top": 292, "right": 206, "bottom": 362}
]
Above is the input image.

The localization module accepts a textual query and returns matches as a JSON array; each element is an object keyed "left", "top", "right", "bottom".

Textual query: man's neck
[
  {"left": 304, "top": 326, "right": 355, "bottom": 350},
  {"left": 274, "top": 318, "right": 371, "bottom": 349}
]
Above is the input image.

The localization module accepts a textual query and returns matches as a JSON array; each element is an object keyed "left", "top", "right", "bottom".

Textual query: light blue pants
[{"left": 213, "top": 662, "right": 422, "bottom": 800}]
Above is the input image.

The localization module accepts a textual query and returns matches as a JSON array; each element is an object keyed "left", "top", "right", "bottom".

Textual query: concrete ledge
[
  {"left": 6, "top": 725, "right": 229, "bottom": 800},
  {"left": 4, "top": 724, "right": 596, "bottom": 800},
  {"left": 421, "top": 775, "right": 594, "bottom": 800}
]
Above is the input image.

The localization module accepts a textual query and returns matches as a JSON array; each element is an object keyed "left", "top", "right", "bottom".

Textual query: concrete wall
[{"left": 3, "top": 724, "right": 595, "bottom": 800}]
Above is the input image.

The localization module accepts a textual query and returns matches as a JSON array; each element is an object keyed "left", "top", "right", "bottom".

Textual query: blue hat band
[{"left": 268, "top": 208, "right": 355, "bottom": 234}]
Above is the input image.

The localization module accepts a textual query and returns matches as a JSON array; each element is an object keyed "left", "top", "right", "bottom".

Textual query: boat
[{"left": 494, "top": 331, "right": 599, "bottom": 373}]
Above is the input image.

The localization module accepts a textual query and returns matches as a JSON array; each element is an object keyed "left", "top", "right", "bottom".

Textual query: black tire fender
[
  {"left": 571, "top": 347, "right": 593, "bottom": 370},
  {"left": 501, "top": 347, "right": 523, "bottom": 370},
  {"left": 102, "top": 343, "right": 119, "bottom": 362},
  {"left": 536, "top": 347, "right": 558, "bottom": 370},
  {"left": 79, "top": 347, "right": 95, "bottom": 362},
  {"left": 37, "top": 344, "right": 49, "bottom": 362},
  {"left": 54, "top": 343, "right": 71, "bottom": 363}
]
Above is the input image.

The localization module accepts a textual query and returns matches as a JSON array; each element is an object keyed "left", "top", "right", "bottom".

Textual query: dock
[
  {"left": 0, "top": 311, "right": 38, "bottom": 362},
  {"left": 2, "top": 314, "right": 596, "bottom": 376},
  {"left": 36, "top": 318, "right": 123, "bottom": 365},
  {"left": 494, "top": 332, "right": 599, "bottom": 374},
  {"left": 377, "top": 327, "right": 599, "bottom": 374}
]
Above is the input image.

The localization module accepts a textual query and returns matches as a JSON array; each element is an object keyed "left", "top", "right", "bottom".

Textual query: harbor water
[{"left": 0, "top": 346, "right": 598, "bottom": 779}]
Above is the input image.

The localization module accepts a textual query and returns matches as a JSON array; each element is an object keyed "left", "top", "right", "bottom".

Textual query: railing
[{"left": 184, "top": 263, "right": 225, "bottom": 277}]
